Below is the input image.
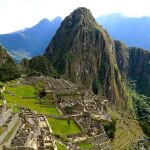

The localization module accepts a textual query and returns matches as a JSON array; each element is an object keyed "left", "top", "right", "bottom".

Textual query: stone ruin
[
  {"left": 51, "top": 81, "right": 113, "bottom": 150},
  {"left": 18, "top": 77, "right": 112, "bottom": 150},
  {"left": 3, "top": 107, "right": 56, "bottom": 150},
  {"left": 56, "top": 94, "right": 84, "bottom": 115},
  {"left": 74, "top": 112, "right": 104, "bottom": 136},
  {"left": 0, "top": 102, "right": 21, "bottom": 150}
]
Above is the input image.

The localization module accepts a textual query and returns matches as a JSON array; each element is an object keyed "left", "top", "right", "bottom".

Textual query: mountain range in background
[
  {"left": 97, "top": 13, "right": 150, "bottom": 51},
  {"left": 0, "top": 17, "right": 62, "bottom": 61},
  {"left": 0, "top": 13, "right": 150, "bottom": 62}
]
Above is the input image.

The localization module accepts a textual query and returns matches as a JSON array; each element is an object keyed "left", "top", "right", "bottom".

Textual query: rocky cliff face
[
  {"left": 115, "top": 40, "right": 150, "bottom": 96},
  {"left": 44, "top": 7, "right": 127, "bottom": 107},
  {"left": 128, "top": 47, "right": 150, "bottom": 96}
]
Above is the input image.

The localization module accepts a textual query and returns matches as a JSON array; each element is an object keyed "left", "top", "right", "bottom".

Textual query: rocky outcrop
[
  {"left": 115, "top": 41, "right": 150, "bottom": 96},
  {"left": 0, "top": 45, "right": 13, "bottom": 65},
  {"left": 128, "top": 47, "right": 150, "bottom": 96},
  {"left": 44, "top": 7, "right": 127, "bottom": 107},
  {"left": 114, "top": 40, "right": 129, "bottom": 79},
  {"left": 0, "top": 45, "right": 21, "bottom": 81}
]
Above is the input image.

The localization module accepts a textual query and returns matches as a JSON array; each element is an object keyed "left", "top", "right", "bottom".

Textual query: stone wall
[
  {"left": 4, "top": 119, "right": 21, "bottom": 147},
  {"left": 0, "top": 114, "right": 19, "bottom": 143},
  {"left": 0, "top": 108, "right": 12, "bottom": 126}
]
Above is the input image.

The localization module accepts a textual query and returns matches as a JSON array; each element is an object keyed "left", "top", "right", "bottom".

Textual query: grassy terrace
[
  {"left": 56, "top": 142, "right": 67, "bottom": 150},
  {"left": 48, "top": 117, "right": 81, "bottom": 136},
  {"left": 4, "top": 80, "right": 81, "bottom": 140},
  {"left": 78, "top": 141, "right": 94, "bottom": 150},
  {"left": 4, "top": 83, "right": 59, "bottom": 115}
]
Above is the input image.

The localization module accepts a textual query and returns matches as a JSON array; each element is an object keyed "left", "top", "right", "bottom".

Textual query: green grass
[
  {"left": 56, "top": 142, "right": 67, "bottom": 150},
  {"left": 58, "top": 92, "right": 80, "bottom": 97},
  {"left": 48, "top": 117, "right": 81, "bottom": 136},
  {"left": 12, "top": 105, "right": 20, "bottom": 113},
  {"left": 78, "top": 141, "right": 94, "bottom": 150},
  {"left": 4, "top": 84, "right": 59, "bottom": 115},
  {"left": 107, "top": 106, "right": 144, "bottom": 150},
  {"left": 6, "top": 85, "right": 36, "bottom": 97}
]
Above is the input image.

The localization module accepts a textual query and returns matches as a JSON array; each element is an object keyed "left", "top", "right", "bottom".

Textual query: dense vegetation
[
  {"left": 127, "top": 80, "right": 150, "bottom": 137},
  {"left": 21, "top": 56, "right": 58, "bottom": 77},
  {"left": 0, "top": 63, "right": 21, "bottom": 81},
  {"left": 102, "top": 120, "right": 116, "bottom": 139},
  {"left": 0, "top": 45, "right": 21, "bottom": 82}
]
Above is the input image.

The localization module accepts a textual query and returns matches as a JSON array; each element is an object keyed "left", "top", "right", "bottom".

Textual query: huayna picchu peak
[{"left": 44, "top": 7, "right": 127, "bottom": 107}]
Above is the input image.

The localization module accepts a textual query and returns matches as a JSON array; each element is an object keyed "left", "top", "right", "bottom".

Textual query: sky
[{"left": 0, "top": 0, "right": 150, "bottom": 34}]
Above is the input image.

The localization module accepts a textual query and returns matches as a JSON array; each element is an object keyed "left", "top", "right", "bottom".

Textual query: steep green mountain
[
  {"left": 97, "top": 13, "right": 150, "bottom": 51},
  {"left": 44, "top": 7, "right": 127, "bottom": 107},
  {"left": 44, "top": 7, "right": 150, "bottom": 110},
  {"left": 115, "top": 41, "right": 150, "bottom": 137},
  {"left": 0, "top": 17, "right": 62, "bottom": 61},
  {"left": 0, "top": 45, "right": 21, "bottom": 81}
]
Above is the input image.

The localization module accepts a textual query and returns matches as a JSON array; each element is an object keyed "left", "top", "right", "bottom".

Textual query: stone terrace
[
  {"left": 5, "top": 107, "right": 56, "bottom": 150},
  {"left": 0, "top": 101, "right": 21, "bottom": 149}
]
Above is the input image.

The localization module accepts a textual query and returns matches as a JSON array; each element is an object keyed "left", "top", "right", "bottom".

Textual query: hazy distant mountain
[
  {"left": 97, "top": 13, "right": 150, "bottom": 51},
  {"left": 0, "top": 17, "right": 62, "bottom": 61}
]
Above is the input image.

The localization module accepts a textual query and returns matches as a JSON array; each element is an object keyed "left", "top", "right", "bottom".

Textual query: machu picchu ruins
[{"left": 0, "top": 76, "right": 115, "bottom": 150}]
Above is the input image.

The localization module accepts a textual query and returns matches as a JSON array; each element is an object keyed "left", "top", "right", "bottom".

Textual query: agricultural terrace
[
  {"left": 4, "top": 80, "right": 59, "bottom": 115},
  {"left": 3, "top": 80, "right": 81, "bottom": 140}
]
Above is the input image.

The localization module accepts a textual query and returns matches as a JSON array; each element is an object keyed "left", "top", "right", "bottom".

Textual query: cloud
[{"left": 0, "top": 0, "right": 150, "bottom": 33}]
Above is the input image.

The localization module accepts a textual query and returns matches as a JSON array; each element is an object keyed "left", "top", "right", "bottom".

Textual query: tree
[
  {"left": 0, "top": 63, "right": 21, "bottom": 82},
  {"left": 39, "top": 89, "right": 47, "bottom": 99},
  {"left": 64, "top": 106, "right": 74, "bottom": 115},
  {"left": 64, "top": 106, "right": 74, "bottom": 127}
]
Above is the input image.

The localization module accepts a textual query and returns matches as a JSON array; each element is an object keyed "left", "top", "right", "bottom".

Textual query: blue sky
[{"left": 0, "top": 0, "right": 150, "bottom": 34}]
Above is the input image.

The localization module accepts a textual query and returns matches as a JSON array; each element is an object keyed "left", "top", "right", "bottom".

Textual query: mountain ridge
[
  {"left": 0, "top": 17, "right": 62, "bottom": 61},
  {"left": 97, "top": 13, "right": 150, "bottom": 51}
]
